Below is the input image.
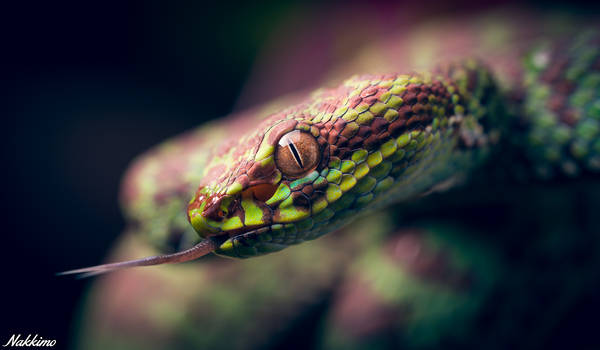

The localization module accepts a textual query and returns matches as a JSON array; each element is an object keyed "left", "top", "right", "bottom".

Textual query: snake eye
[{"left": 275, "top": 130, "right": 320, "bottom": 178}]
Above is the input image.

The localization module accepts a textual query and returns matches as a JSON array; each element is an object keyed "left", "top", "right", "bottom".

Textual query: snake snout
[
  {"left": 187, "top": 190, "right": 232, "bottom": 237},
  {"left": 187, "top": 183, "right": 281, "bottom": 239}
]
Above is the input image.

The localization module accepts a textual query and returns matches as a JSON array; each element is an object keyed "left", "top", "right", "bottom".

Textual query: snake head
[
  {"left": 187, "top": 64, "right": 497, "bottom": 258},
  {"left": 186, "top": 116, "right": 334, "bottom": 258}
]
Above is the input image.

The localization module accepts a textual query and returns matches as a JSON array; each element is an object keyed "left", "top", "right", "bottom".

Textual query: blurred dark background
[{"left": 1, "top": 0, "right": 599, "bottom": 349}]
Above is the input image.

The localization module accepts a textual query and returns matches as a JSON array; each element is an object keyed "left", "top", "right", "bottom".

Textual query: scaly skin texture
[
  {"left": 76, "top": 10, "right": 600, "bottom": 350},
  {"left": 123, "top": 61, "right": 502, "bottom": 257},
  {"left": 121, "top": 26, "right": 598, "bottom": 258}
]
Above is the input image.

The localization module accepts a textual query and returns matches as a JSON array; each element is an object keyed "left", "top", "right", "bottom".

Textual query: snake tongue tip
[{"left": 57, "top": 239, "right": 217, "bottom": 278}]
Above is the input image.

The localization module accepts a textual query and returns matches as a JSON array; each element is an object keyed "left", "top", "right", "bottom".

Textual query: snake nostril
[{"left": 201, "top": 196, "right": 229, "bottom": 222}]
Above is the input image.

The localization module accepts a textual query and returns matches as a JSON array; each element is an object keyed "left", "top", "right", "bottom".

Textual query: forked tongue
[{"left": 57, "top": 238, "right": 218, "bottom": 278}]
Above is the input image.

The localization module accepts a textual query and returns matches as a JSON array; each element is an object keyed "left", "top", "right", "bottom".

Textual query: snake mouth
[
  {"left": 216, "top": 223, "right": 273, "bottom": 239},
  {"left": 213, "top": 223, "right": 293, "bottom": 258}
]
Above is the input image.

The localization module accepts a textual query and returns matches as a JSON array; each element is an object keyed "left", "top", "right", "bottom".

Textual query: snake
[
  {"left": 60, "top": 12, "right": 600, "bottom": 278},
  {"left": 62, "top": 8, "right": 600, "bottom": 350}
]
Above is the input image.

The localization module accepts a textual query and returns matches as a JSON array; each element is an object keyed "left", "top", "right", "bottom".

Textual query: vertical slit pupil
[{"left": 288, "top": 142, "right": 304, "bottom": 168}]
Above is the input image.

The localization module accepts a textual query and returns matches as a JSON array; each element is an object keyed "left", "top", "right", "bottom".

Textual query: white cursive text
[{"left": 2, "top": 334, "right": 56, "bottom": 347}]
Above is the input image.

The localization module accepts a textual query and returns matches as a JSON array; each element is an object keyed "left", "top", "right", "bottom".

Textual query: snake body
[
  {"left": 121, "top": 61, "right": 498, "bottom": 259},
  {"left": 117, "top": 19, "right": 599, "bottom": 260}
]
